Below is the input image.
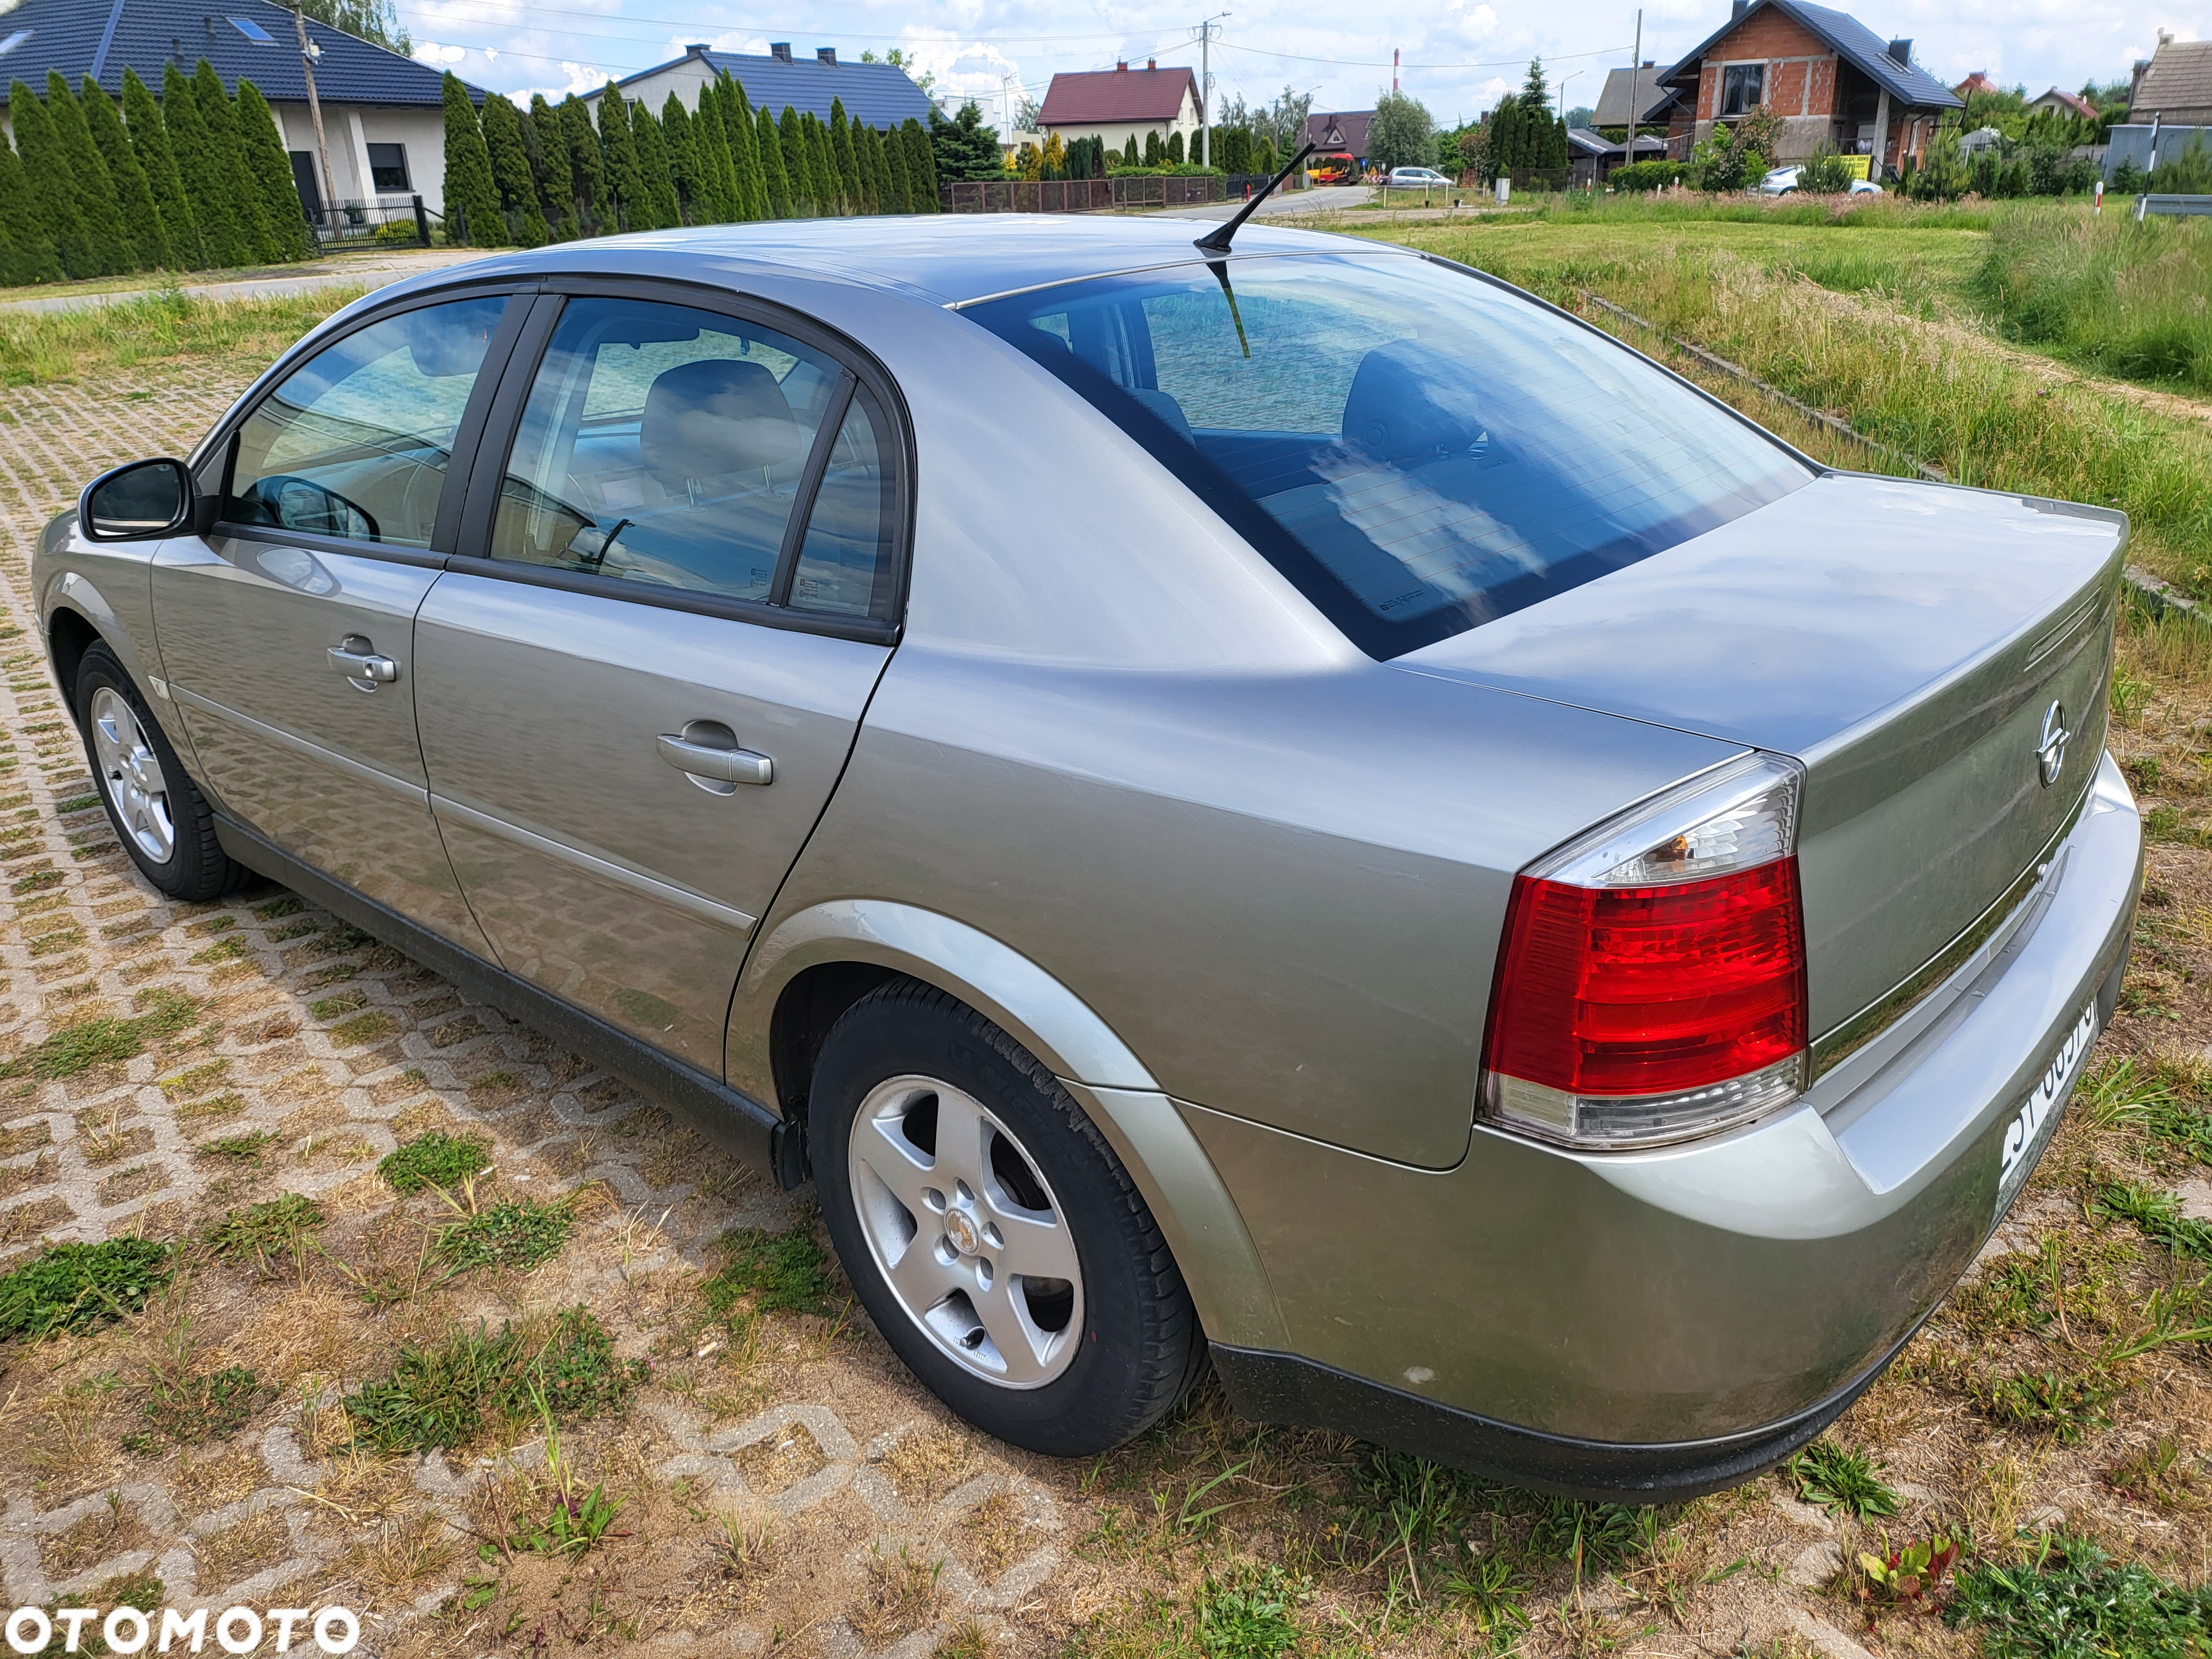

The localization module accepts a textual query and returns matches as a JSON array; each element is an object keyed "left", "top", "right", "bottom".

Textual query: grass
[
  {"left": 204, "top": 1192, "right": 325, "bottom": 1269},
  {"left": 2092, "top": 1180, "right": 2212, "bottom": 1261},
  {"left": 379, "top": 1128, "right": 492, "bottom": 1193},
  {"left": 0, "top": 1238, "right": 170, "bottom": 1339},
  {"left": 1789, "top": 1438, "right": 1900, "bottom": 1520},
  {"left": 0, "top": 989, "right": 199, "bottom": 1081},
  {"left": 344, "top": 1306, "right": 640, "bottom": 1453},
  {"left": 1948, "top": 1533, "right": 2212, "bottom": 1657},
  {"left": 0, "top": 285, "right": 360, "bottom": 386},
  {"left": 701, "top": 1223, "right": 840, "bottom": 1319},
  {"left": 139, "top": 1364, "right": 269, "bottom": 1448},
  {"left": 1975, "top": 206, "right": 2212, "bottom": 392},
  {"left": 435, "top": 1197, "right": 574, "bottom": 1275}
]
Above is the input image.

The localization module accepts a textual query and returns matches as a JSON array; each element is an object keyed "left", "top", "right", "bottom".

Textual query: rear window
[{"left": 964, "top": 253, "right": 1808, "bottom": 657}]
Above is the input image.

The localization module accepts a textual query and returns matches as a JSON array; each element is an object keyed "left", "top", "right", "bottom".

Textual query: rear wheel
[
  {"left": 812, "top": 980, "right": 1202, "bottom": 1456},
  {"left": 75, "top": 642, "right": 238, "bottom": 901}
]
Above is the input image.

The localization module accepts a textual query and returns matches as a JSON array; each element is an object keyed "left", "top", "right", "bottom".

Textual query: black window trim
[
  {"left": 198, "top": 280, "right": 539, "bottom": 566},
  {"left": 448, "top": 274, "right": 914, "bottom": 647}
]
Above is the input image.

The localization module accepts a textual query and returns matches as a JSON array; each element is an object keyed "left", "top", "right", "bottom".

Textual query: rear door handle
[
  {"left": 328, "top": 641, "right": 399, "bottom": 683},
  {"left": 657, "top": 733, "right": 774, "bottom": 786}
]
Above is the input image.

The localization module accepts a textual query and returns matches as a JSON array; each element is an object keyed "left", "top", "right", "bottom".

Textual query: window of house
[
  {"left": 1720, "top": 63, "right": 1765, "bottom": 117},
  {"left": 228, "top": 16, "right": 276, "bottom": 41},
  {"left": 366, "top": 143, "right": 411, "bottom": 192}
]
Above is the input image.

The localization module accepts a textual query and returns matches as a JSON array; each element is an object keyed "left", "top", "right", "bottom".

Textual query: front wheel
[
  {"left": 812, "top": 980, "right": 1202, "bottom": 1457},
  {"left": 74, "top": 641, "right": 239, "bottom": 901}
]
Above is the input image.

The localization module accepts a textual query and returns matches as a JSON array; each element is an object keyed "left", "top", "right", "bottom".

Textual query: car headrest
[
  {"left": 639, "top": 358, "right": 804, "bottom": 486},
  {"left": 1340, "top": 341, "right": 1486, "bottom": 465}
]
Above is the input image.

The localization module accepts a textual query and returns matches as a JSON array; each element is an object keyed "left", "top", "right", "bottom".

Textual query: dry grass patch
[
  {"left": 730, "top": 1422, "right": 827, "bottom": 1498},
  {"left": 851, "top": 1543, "right": 947, "bottom": 1646},
  {"left": 175, "top": 1443, "right": 272, "bottom": 1516},
  {"left": 883, "top": 1426, "right": 977, "bottom": 1503},
  {"left": 195, "top": 1506, "right": 292, "bottom": 1590},
  {"left": 41, "top": 1491, "right": 151, "bottom": 1576},
  {"left": 348, "top": 1511, "right": 457, "bottom": 1606}
]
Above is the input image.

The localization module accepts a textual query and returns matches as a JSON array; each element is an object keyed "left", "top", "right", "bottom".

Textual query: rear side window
[{"left": 965, "top": 253, "right": 1807, "bottom": 657}]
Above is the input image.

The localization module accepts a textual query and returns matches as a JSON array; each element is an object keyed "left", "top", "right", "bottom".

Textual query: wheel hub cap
[{"left": 88, "top": 687, "right": 175, "bottom": 864}]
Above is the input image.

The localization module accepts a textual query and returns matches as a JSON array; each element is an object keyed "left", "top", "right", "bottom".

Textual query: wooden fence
[{"left": 940, "top": 175, "right": 1238, "bottom": 213}]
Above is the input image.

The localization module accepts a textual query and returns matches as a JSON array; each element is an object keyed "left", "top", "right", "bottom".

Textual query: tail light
[{"left": 1480, "top": 753, "right": 1808, "bottom": 1149}]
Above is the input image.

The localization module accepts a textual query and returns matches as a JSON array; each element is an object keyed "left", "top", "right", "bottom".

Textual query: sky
[{"left": 398, "top": 0, "right": 2209, "bottom": 125}]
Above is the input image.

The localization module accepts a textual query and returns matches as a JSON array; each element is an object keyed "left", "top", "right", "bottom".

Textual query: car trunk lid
[{"left": 1395, "top": 473, "right": 2128, "bottom": 1042}]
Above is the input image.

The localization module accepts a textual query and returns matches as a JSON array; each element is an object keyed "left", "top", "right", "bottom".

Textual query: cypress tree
[
  {"left": 162, "top": 64, "right": 241, "bottom": 265},
  {"left": 904, "top": 118, "right": 940, "bottom": 210},
  {"left": 721, "top": 78, "right": 761, "bottom": 220},
  {"left": 79, "top": 78, "right": 170, "bottom": 271},
  {"left": 121, "top": 69, "right": 197, "bottom": 267},
  {"left": 756, "top": 105, "right": 791, "bottom": 218},
  {"left": 660, "top": 93, "right": 704, "bottom": 222},
  {"left": 698, "top": 81, "right": 740, "bottom": 220},
  {"left": 830, "top": 98, "right": 860, "bottom": 211},
  {"left": 883, "top": 120, "right": 912, "bottom": 212},
  {"left": 440, "top": 72, "right": 504, "bottom": 244},
  {"left": 596, "top": 84, "right": 647, "bottom": 230},
  {"left": 807, "top": 115, "right": 838, "bottom": 213},
  {"left": 528, "top": 94, "right": 580, "bottom": 238},
  {"left": 557, "top": 95, "right": 608, "bottom": 232},
  {"left": 777, "top": 107, "right": 807, "bottom": 212},
  {"left": 45, "top": 74, "right": 133, "bottom": 275},
  {"left": 482, "top": 93, "right": 547, "bottom": 246},
  {"left": 863, "top": 123, "right": 892, "bottom": 213},
  {"left": 194, "top": 60, "right": 273, "bottom": 263},
  {"left": 630, "top": 101, "right": 680, "bottom": 228},
  {"left": 11, "top": 81, "right": 93, "bottom": 277},
  {"left": 0, "top": 133, "right": 63, "bottom": 284},
  {"left": 233, "top": 80, "right": 314, "bottom": 260}
]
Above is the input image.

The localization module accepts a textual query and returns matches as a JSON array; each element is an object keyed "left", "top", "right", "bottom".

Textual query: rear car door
[
  {"left": 415, "top": 285, "right": 905, "bottom": 1074},
  {"left": 151, "top": 289, "right": 526, "bottom": 951}
]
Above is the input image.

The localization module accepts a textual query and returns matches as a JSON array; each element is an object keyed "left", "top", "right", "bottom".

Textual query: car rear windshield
[{"left": 963, "top": 253, "right": 1809, "bottom": 656}]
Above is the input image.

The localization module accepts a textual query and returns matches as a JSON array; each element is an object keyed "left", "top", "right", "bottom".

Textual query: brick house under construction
[{"left": 1646, "top": 0, "right": 1962, "bottom": 175}]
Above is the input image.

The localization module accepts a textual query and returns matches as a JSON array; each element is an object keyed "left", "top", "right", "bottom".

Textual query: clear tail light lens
[{"left": 1480, "top": 754, "right": 1809, "bottom": 1149}]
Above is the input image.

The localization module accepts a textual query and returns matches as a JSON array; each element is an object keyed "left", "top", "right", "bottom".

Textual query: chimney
[
  {"left": 1730, "top": 0, "right": 1747, "bottom": 18},
  {"left": 1146, "top": 58, "right": 1156, "bottom": 70},
  {"left": 1887, "top": 39, "right": 1912, "bottom": 64},
  {"left": 817, "top": 46, "right": 836, "bottom": 65},
  {"left": 1115, "top": 60, "right": 1127, "bottom": 72},
  {"left": 770, "top": 42, "right": 791, "bottom": 62},
  {"left": 1642, "top": 60, "right": 1653, "bottom": 67},
  {"left": 686, "top": 42, "right": 708, "bottom": 55}
]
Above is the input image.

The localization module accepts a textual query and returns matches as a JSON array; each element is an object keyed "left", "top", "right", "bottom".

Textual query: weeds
[
  {"left": 0, "top": 1238, "right": 170, "bottom": 1339},
  {"left": 138, "top": 1365, "right": 269, "bottom": 1448},
  {"left": 196, "top": 1129, "right": 278, "bottom": 1164},
  {"left": 379, "top": 1129, "right": 491, "bottom": 1193},
  {"left": 1790, "top": 1438, "right": 1900, "bottom": 1521},
  {"left": 0, "top": 990, "right": 197, "bottom": 1080},
  {"left": 490, "top": 1392, "right": 628, "bottom": 1558},
  {"left": 701, "top": 1223, "right": 839, "bottom": 1319},
  {"left": 434, "top": 1196, "right": 574, "bottom": 1275},
  {"left": 1857, "top": 1531, "right": 1961, "bottom": 1615},
  {"left": 1442, "top": 1548, "right": 1531, "bottom": 1644},
  {"left": 2107, "top": 1435, "right": 2208, "bottom": 1509},
  {"left": 204, "top": 1192, "right": 324, "bottom": 1270},
  {"left": 2093, "top": 1179, "right": 2212, "bottom": 1261},
  {"left": 1194, "top": 1564, "right": 1304, "bottom": 1658},
  {"left": 1948, "top": 1532, "right": 2212, "bottom": 1656},
  {"left": 345, "top": 1307, "right": 640, "bottom": 1452}
]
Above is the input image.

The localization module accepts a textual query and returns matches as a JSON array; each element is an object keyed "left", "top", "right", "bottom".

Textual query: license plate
[{"left": 1996, "top": 998, "right": 2098, "bottom": 1219}]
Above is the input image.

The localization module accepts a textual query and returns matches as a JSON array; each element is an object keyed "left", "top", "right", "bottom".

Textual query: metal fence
[
  {"left": 309, "top": 196, "right": 436, "bottom": 250},
  {"left": 940, "top": 175, "right": 1233, "bottom": 213},
  {"left": 2106, "top": 123, "right": 2212, "bottom": 180}
]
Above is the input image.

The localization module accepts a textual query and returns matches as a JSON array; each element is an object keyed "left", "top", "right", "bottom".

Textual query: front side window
[
  {"left": 965, "top": 254, "right": 1806, "bottom": 656},
  {"left": 1721, "top": 63, "right": 1765, "bottom": 117},
  {"left": 226, "top": 295, "right": 507, "bottom": 547},
  {"left": 487, "top": 296, "right": 897, "bottom": 616},
  {"left": 366, "top": 142, "right": 410, "bottom": 191}
]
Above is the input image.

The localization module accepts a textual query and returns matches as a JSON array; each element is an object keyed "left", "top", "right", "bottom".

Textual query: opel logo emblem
[{"left": 2036, "top": 700, "right": 2069, "bottom": 788}]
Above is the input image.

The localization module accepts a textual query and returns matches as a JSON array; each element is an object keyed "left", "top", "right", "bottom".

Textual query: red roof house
[{"left": 1036, "top": 60, "right": 1202, "bottom": 153}]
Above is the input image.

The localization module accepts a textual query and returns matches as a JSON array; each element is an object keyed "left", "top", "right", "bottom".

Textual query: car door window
[
  {"left": 489, "top": 296, "right": 871, "bottom": 605},
  {"left": 225, "top": 296, "right": 508, "bottom": 548}
]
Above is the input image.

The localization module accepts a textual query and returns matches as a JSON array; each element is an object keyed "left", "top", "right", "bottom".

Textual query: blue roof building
[{"left": 586, "top": 43, "right": 932, "bottom": 131}]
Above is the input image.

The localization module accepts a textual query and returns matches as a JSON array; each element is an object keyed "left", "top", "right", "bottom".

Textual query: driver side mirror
[{"left": 80, "top": 457, "right": 200, "bottom": 542}]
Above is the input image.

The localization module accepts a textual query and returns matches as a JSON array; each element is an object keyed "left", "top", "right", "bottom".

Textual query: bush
[
  {"left": 1608, "top": 158, "right": 1679, "bottom": 192},
  {"left": 1798, "top": 148, "right": 1854, "bottom": 194}
]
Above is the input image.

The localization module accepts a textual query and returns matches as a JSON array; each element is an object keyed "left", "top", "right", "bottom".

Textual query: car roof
[{"left": 421, "top": 215, "right": 1409, "bottom": 309}]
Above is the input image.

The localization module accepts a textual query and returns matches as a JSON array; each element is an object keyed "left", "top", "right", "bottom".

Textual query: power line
[{"left": 1214, "top": 40, "right": 1632, "bottom": 70}]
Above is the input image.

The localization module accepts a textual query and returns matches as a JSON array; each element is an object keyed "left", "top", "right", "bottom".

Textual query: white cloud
[{"left": 411, "top": 41, "right": 469, "bottom": 65}]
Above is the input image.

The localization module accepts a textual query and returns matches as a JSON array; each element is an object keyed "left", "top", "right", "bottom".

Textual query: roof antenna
[{"left": 1194, "top": 140, "right": 1317, "bottom": 255}]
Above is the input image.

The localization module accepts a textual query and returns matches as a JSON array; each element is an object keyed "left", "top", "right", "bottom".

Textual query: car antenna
[{"left": 1193, "top": 141, "right": 1317, "bottom": 256}]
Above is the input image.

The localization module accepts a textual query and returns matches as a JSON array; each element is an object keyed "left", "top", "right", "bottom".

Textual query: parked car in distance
[
  {"left": 42, "top": 216, "right": 2138, "bottom": 1500},
  {"left": 1760, "top": 164, "right": 1883, "bottom": 195},
  {"left": 1386, "top": 165, "right": 1453, "bottom": 189}
]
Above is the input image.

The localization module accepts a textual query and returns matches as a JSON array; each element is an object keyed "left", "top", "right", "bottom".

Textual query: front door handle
[
  {"left": 657, "top": 733, "right": 774, "bottom": 786},
  {"left": 328, "top": 639, "right": 399, "bottom": 684}
]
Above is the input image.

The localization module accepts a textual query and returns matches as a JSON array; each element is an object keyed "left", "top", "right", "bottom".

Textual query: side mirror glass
[{"left": 80, "top": 458, "right": 194, "bottom": 542}]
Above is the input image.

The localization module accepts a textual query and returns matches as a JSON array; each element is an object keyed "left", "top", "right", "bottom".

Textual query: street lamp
[{"left": 1557, "top": 70, "right": 1584, "bottom": 122}]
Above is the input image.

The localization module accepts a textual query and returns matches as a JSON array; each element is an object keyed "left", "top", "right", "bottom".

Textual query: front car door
[
  {"left": 152, "top": 291, "right": 525, "bottom": 950},
  {"left": 415, "top": 287, "right": 905, "bottom": 1074}
]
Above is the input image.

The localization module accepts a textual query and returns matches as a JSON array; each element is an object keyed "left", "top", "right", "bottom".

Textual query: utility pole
[
  {"left": 1627, "top": 7, "right": 1641, "bottom": 154},
  {"left": 1393, "top": 48, "right": 1400, "bottom": 94},
  {"left": 1195, "top": 12, "right": 1228, "bottom": 168},
  {"left": 293, "top": 5, "right": 338, "bottom": 232}
]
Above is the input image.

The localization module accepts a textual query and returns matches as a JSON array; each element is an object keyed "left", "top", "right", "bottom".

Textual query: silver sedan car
[{"left": 40, "top": 216, "right": 2140, "bottom": 1498}]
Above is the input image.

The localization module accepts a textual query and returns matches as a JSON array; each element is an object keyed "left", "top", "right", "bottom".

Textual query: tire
[
  {"left": 812, "top": 979, "right": 1203, "bottom": 1457},
  {"left": 74, "top": 641, "right": 239, "bottom": 902}
]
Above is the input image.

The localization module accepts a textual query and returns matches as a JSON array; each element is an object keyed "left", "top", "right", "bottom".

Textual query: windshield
[{"left": 964, "top": 253, "right": 1808, "bottom": 656}]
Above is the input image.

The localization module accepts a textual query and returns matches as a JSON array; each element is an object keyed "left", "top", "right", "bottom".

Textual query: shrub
[
  {"left": 1610, "top": 158, "right": 1687, "bottom": 192},
  {"left": 1798, "top": 148, "right": 1854, "bottom": 194}
]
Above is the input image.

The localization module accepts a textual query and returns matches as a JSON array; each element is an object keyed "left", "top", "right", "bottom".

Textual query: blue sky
[{"left": 399, "top": 0, "right": 2204, "bottom": 122}]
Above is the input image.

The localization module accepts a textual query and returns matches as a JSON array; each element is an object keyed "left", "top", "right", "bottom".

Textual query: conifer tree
[
  {"left": 79, "top": 78, "right": 170, "bottom": 270},
  {"left": 161, "top": 63, "right": 241, "bottom": 265},
  {"left": 482, "top": 93, "right": 547, "bottom": 246},
  {"left": 807, "top": 115, "right": 838, "bottom": 212},
  {"left": 721, "top": 77, "right": 761, "bottom": 220},
  {"left": 755, "top": 104, "right": 791, "bottom": 217},
  {"left": 776, "top": 107, "right": 807, "bottom": 212},
  {"left": 0, "top": 133, "right": 63, "bottom": 284},
  {"left": 45, "top": 74, "right": 132, "bottom": 275},
  {"left": 122, "top": 69, "right": 200, "bottom": 267},
  {"left": 528, "top": 94, "right": 581, "bottom": 238},
  {"left": 10, "top": 81, "right": 93, "bottom": 277},
  {"left": 904, "top": 118, "right": 941, "bottom": 209},
  {"left": 597, "top": 84, "right": 647, "bottom": 229},
  {"left": 830, "top": 99, "right": 860, "bottom": 211},
  {"left": 194, "top": 60, "right": 273, "bottom": 262},
  {"left": 233, "top": 80, "right": 314, "bottom": 259},
  {"left": 440, "top": 72, "right": 504, "bottom": 244},
  {"left": 863, "top": 123, "right": 892, "bottom": 213},
  {"left": 1123, "top": 134, "right": 1139, "bottom": 167},
  {"left": 883, "top": 119, "right": 912, "bottom": 212},
  {"left": 660, "top": 94, "right": 705, "bottom": 222},
  {"left": 557, "top": 96, "right": 608, "bottom": 232},
  {"left": 700, "top": 81, "right": 744, "bottom": 220},
  {"left": 630, "top": 101, "right": 680, "bottom": 227}
]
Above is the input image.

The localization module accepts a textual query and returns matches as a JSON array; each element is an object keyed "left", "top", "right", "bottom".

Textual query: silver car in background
[{"left": 40, "top": 217, "right": 2140, "bottom": 1498}]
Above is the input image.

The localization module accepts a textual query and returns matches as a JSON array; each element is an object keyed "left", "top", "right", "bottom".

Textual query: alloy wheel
[
  {"left": 89, "top": 687, "right": 175, "bottom": 863},
  {"left": 847, "top": 1073, "right": 1085, "bottom": 1389}
]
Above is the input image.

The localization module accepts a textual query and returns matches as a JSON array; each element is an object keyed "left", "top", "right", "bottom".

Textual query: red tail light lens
[{"left": 1481, "top": 756, "right": 1809, "bottom": 1149}]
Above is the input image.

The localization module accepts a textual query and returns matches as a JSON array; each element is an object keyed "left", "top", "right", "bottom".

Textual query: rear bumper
[{"left": 1186, "top": 750, "right": 2142, "bottom": 1491}]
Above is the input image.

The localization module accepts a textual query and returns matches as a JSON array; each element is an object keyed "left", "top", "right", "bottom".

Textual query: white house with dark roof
[
  {"left": 583, "top": 43, "right": 931, "bottom": 132},
  {"left": 0, "top": 0, "right": 483, "bottom": 217}
]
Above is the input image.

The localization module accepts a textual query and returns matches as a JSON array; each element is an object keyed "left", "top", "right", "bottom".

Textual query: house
[
  {"left": 1035, "top": 60, "right": 1201, "bottom": 158},
  {"left": 583, "top": 43, "right": 930, "bottom": 131},
  {"left": 2025, "top": 87, "right": 2097, "bottom": 122},
  {"left": 2128, "top": 33, "right": 2212, "bottom": 126},
  {"left": 0, "top": 0, "right": 478, "bottom": 217},
  {"left": 1952, "top": 71, "right": 2000, "bottom": 99},
  {"left": 1645, "top": 0, "right": 1963, "bottom": 174},
  {"left": 1302, "top": 109, "right": 1374, "bottom": 171},
  {"left": 1593, "top": 63, "right": 1668, "bottom": 133},
  {"left": 1569, "top": 126, "right": 1668, "bottom": 185}
]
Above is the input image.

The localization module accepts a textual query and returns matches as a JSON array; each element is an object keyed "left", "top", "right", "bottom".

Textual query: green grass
[
  {"left": 139, "top": 1364, "right": 269, "bottom": 1447},
  {"left": 1788, "top": 1437, "right": 1900, "bottom": 1520},
  {"left": 701, "top": 1224, "right": 840, "bottom": 1319},
  {"left": 1949, "top": 1533, "right": 2212, "bottom": 1657},
  {"left": 0, "top": 989, "right": 199, "bottom": 1080},
  {"left": 205, "top": 1192, "right": 325, "bottom": 1267},
  {"left": 2092, "top": 1180, "right": 2212, "bottom": 1261},
  {"left": 196, "top": 1129, "right": 278, "bottom": 1164},
  {"left": 1975, "top": 205, "right": 2212, "bottom": 392},
  {"left": 344, "top": 1306, "right": 640, "bottom": 1452},
  {"left": 0, "top": 1238, "right": 171, "bottom": 1339},
  {"left": 379, "top": 1129, "right": 492, "bottom": 1194},
  {"left": 1193, "top": 1564, "right": 1304, "bottom": 1658},
  {"left": 0, "top": 285, "right": 359, "bottom": 386},
  {"left": 435, "top": 1198, "right": 573, "bottom": 1274}
]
